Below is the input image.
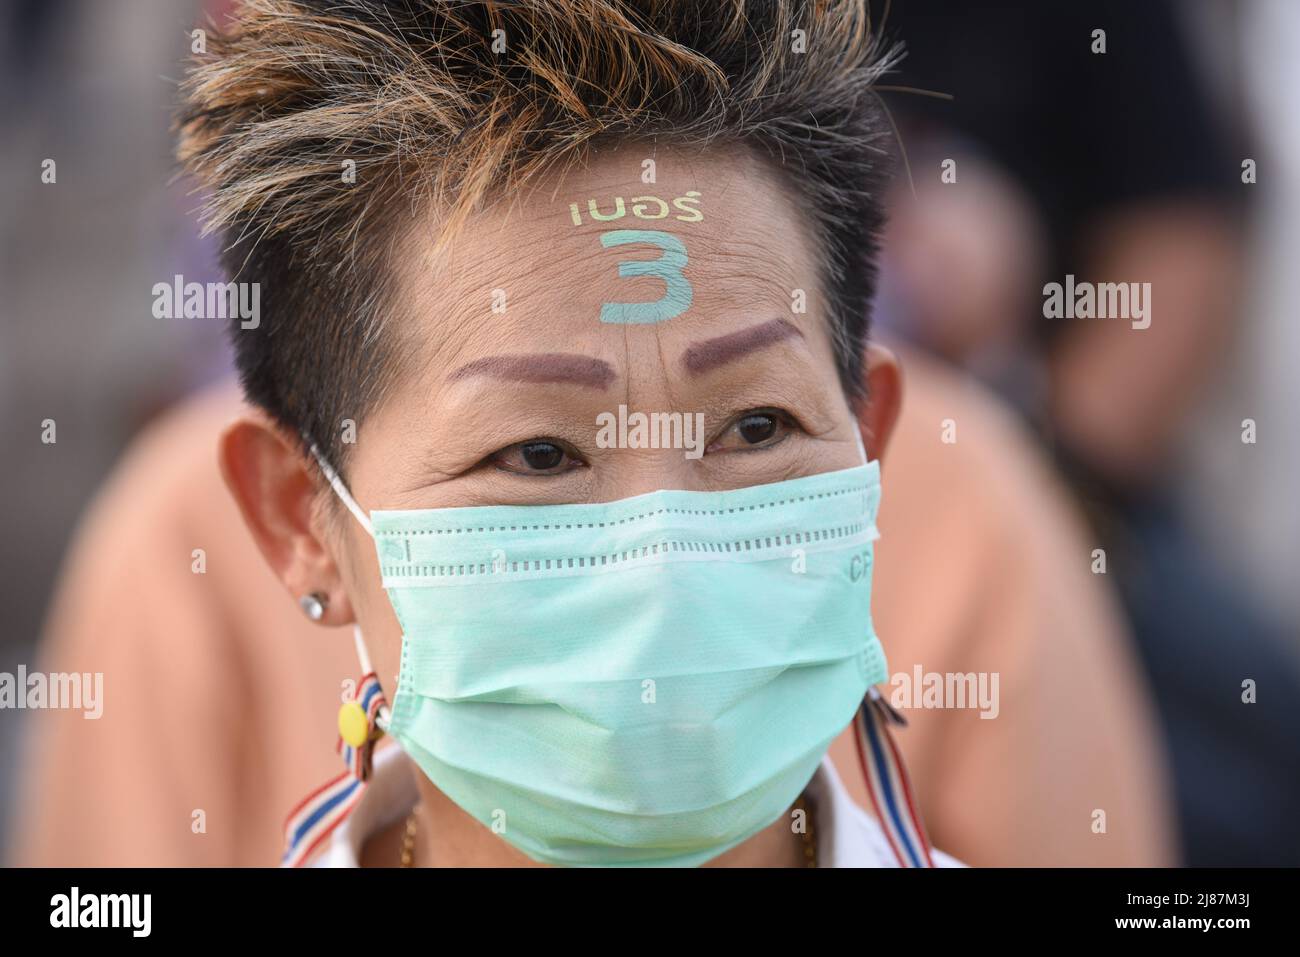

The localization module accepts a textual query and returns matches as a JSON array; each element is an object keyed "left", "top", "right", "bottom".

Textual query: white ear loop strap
[
  {"left": 308, "top": 442, "right": 374, "bottom": 536},
  {"left": 854, "top": 426, "right": 880, "bottom": 542},
  {"left": 306, "top": 440, "right": 390, "bottom": 730},
  {"left": 354, "top": 624, "right": 391, "bottom": 732}
]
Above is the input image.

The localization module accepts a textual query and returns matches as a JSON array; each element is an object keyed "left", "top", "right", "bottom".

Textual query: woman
[{"left": 178, "top": 0, "right": 960, "bottom": 868}]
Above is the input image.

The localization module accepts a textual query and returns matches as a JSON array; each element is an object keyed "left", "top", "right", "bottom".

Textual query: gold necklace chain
[
  {"left": 399, "top": 795, "right": 817, "bottom": 867},
  {"left": 399, "top": 808, "right": 419, "bottom": 868}
]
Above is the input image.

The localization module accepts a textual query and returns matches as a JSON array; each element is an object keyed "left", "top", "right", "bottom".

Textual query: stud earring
[{"left": 299, "top": 592, "right": 328, "bottom": 621}]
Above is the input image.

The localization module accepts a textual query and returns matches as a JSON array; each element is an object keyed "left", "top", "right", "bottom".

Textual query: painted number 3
[{"left": 598, "top": 229, "right": 693, "bottom": 324}]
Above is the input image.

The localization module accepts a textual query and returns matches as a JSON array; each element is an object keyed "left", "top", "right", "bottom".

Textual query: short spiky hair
[{"left": 177, "top": 0, "right": 899, "bottom": 474}]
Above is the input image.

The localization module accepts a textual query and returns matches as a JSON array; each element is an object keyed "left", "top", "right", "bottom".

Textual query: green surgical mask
[{"left": 315, "top": 446, "right": 887, "bottom": 867}]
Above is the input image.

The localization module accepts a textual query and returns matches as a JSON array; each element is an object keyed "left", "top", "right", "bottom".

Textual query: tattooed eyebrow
[
  {"left": 448, "top": 353, "right": 618, "bottom": 389},
  {"left": 680, "top": 318, "right": 804, "bottom": 376}
]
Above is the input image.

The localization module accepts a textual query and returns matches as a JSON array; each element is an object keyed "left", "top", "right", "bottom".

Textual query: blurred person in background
[
  {"left": 0, "top": 0, "right": 219, "bottom": 857},
  {"left": 1182, "top": 0, "right": 1300, "bottom": 655},
  {"left": 879, "top": 0, "right": 1300, "bottom": 864}
]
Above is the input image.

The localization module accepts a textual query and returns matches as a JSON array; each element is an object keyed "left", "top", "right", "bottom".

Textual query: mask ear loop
[
  {"left": 352, "top": 625, "right": 391, "bottom": 733},
  {"left": 309, "top": 442, "right": 374, "bottom": 536},
  {"left": 306, "top": 441, "right": 390, "bottom": 732}
]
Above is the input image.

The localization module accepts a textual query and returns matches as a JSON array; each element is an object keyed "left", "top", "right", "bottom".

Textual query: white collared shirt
[{"left": 315, "top": 744, "right": 964, "bottom": 868}]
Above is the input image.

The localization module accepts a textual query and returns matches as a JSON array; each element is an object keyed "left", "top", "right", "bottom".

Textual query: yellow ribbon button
[{"left": 338, "top": 700, "right": 369, "bottom": 748}]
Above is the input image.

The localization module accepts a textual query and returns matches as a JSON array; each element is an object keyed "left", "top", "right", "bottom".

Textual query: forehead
[{"left": 391, "top": 144, "right": 831, "bottom": 373}]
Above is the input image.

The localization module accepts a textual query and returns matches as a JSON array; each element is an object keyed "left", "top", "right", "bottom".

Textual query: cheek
[
  {"left": 366, "top": 610, "right": 405, "bottom": 696},
  {"left": 364, "top": 605, "right": 404, "bottom": 694}
]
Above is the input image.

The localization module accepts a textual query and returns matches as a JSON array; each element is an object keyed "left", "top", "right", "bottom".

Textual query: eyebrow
[
  {"left": 680, "top": 318, "right": 805, "bottom": 376},
  {"left": 447, "top": 353, "right": 617, "bottom": 389}
]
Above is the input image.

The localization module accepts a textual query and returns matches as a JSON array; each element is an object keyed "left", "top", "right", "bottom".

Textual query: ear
[
  {"left": 217, "top": 414, "right": 356, "bottom": 627},
  {"left": 855, "top": 343, "right": 903, "bottom": 465}
]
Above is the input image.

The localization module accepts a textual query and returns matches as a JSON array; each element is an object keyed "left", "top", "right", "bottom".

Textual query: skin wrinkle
[
  {"left": 682, "top": 255, "right": 803, "bottom": 323},
  {"left": 386, "top": 200, "right": 602, "bottom": 419},
  {"left": 676, "top": 156, "right": 816, "bottom": 320},
  {"left": 405, "top": 193, "right": 613, "bottom": 339}
]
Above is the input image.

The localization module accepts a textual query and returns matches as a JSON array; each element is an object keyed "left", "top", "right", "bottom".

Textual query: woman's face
[{"left": 222, "top": 143, "right": 900, "bottom": 864}]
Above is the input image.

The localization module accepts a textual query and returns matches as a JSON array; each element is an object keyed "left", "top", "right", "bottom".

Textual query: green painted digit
[{"left": 598, "top": 229, "right": 692, "bottom": 324}]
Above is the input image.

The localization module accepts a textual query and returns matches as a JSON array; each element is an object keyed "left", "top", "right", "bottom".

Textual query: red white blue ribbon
[
  {"left": 853, "top": 685, "right": 936, "bottom": 867},
  {"left": 280, "top": 767, "right": 366, "bottom": 868},
  {"left": 281, "top": 666, "right": 388, "bottom": 868}
]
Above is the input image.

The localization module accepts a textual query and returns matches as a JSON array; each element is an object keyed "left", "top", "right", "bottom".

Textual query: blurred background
[{"left": 1, "top": 0, "right": 1297, "bottom": 867}]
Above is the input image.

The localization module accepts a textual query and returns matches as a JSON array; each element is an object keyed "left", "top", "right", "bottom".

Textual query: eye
[
  {"left": 709, "top": 409, "right": 796, "bottom": 453},
  {"left": 490, "top": 438, "right": 585, "bottom": 476}
]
